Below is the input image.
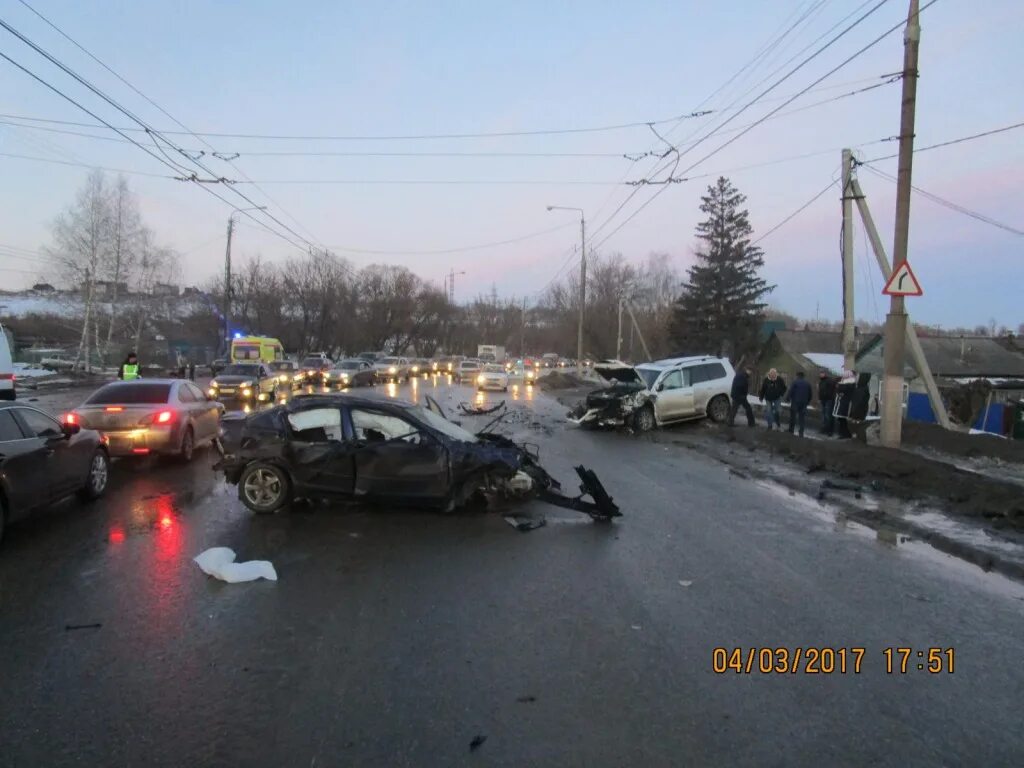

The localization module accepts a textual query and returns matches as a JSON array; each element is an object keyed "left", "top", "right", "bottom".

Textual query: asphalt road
[{"left": 2, "top": 377, "right": 1023, "bottom": 767}]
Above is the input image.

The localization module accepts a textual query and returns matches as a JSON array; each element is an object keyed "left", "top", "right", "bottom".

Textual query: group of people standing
[{"left": 728, "top": 366, "right": 872, "bottom": 441}]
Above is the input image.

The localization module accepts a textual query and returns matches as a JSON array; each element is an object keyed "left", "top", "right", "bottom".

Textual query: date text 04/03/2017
[{"left": 712, "top": 647, "right": 955, "bottom": 674}]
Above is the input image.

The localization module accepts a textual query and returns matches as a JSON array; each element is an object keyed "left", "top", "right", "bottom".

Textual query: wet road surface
[{"left": 2, "top": 377, "right": 1024, "bottom": 767}]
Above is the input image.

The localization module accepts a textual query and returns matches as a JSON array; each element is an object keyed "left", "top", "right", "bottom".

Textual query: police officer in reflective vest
[{"left": 118, "top": 352, "right": 140, "bottom": 381}]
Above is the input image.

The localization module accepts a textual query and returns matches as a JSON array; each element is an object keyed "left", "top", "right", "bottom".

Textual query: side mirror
[
  {"left": 61, "top": 422, "right": 81, "bottom": 437},
  {"left": 655, "top": 382, "right": 664, "bottom": 392}
]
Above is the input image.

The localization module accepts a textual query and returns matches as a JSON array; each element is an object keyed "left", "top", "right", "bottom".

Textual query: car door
[
  {"left": 692, "top": 362, "right": 728, "bottom": 413},
  {"left": 653, "top": 369, "right": 694, "bottom": 422},
  {"left": 0, "top": 408, "right": 53, "bottom": 516},
  {"left": 11, "top": 406, "right": 81, "bottom": 497},
  {"left": 348, "top": 407, "right": 448, "bottom": 500},
  {"left": 284, "top": 405, "right": 355, "bottom": 494},
  {"left": 184, "top": 382, "right": 218, "bottom": 440}
]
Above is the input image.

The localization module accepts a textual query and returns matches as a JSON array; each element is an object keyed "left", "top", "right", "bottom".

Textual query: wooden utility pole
[
  {"left": 616, "top": 297, "right": 624, "bottom": 360},
  {"left": 223, "top": 215, "right": 234, "bottom": 356},
  {"left": 577, "top": 218, "right": 587, "bottom": 373},
  {"left": 880, "top": 0, "right": 921, "bottom": 448},
  {"left": 841, "top": 149, "right": 856, "bottom": 372}
]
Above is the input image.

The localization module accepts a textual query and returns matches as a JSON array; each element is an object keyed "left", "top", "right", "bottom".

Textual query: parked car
[
  {"left": 456, "top": 359, "right": 482, "bottom": 383},
  {"left": 209, "top": 363, "right": 279, "bottom": 406},
  {"left": 569, "top": 356, "right": 735, "bottom": 431},
  {"left": 69, "top": 379, "right": 224, "bottom": 460},
  {"left": 327, "top": 359, "right": 376, "bottom": 388},
  {"left": 373, "top": 356, "right": 410, "bottom": 383},
  {"left": 0, "top": 401, "right": 109, "bottom": 545},
  {"left": 409, "top": 358, "right": 431, "bottom": 377},
  {"left": 477, "top": 364, "right": 509, "bottom": 392},
  {"left": 0, "top": 323, "right": 14, "bottom": 401},
  {"left": 268, "top": 360, "right": 300, "bottom": 389},
  {"left": 216, "top": 393, "right": 620, "bottom": 521}
]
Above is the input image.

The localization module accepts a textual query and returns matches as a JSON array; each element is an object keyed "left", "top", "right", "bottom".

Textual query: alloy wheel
[{"left": 243, "top": 468, "right": 283, "bottom": 508}]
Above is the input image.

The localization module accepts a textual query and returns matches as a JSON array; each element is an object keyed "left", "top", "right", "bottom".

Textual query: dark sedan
[
  {"left": 326, "top": 359, "right": 376, "bottom": 389},
  {"left": 216, "top": 393, "right": 620, "bottom": 520},
  {"left": 0, "top": 402, "right": 109, "bottom": 545}
]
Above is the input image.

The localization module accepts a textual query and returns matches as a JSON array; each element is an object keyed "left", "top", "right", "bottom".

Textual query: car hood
[
  {"left": 594, "top": 360, "right": 643, "bottom": 385},
  {"left": 213, "top": 375, "right": 256, "bottom": 386}
]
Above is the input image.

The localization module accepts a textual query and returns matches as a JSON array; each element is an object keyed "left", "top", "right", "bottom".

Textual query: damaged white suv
[{"left": 569, "top": 356, "right": 735, "bottom": 431}]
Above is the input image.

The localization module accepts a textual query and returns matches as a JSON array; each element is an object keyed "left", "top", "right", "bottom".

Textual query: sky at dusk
[{"left": 1, "top": 0, "right": 1022, "bottom": 329}]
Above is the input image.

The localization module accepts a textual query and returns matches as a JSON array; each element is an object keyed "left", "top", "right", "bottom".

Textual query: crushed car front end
[{"left": 567, "top": 361, "right": 650, "bottom": 428}]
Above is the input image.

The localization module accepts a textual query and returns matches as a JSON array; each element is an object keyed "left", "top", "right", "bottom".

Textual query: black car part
[{"left": 459, "top": 400, "right": 505, "bottom": 416}]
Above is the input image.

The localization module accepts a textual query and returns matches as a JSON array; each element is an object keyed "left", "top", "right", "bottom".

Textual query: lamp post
[
  {"left": 223, "top": 206, "right": 267, "bottom": 355},
  {"left": 546, "top": 205, "right": 585, "bottom": 373}
]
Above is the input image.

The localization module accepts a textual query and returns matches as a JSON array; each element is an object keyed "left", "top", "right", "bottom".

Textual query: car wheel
[
  {"left": 78, "top": 449, "right": 110, "bottom": 502},
  {"left": 178, "top": 426, "right": 195, "bottom": 463},
  {"left": 239, "top": 462, "right": 291, "bottom": 514},
  {"left": 632, "top": 405, "right": 656, "bottom": 432},
  {"left": 707, "top": 395, "right": 730, "bottom": 423},
  {"left": 0, "top": 389, "right": 14, "bottom": 401}
]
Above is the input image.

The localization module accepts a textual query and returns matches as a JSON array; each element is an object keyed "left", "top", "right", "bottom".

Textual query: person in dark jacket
[
  {"left": 818, "top": 372, "right": 837, "bottom": 436},
  {"left": 785, "top": 370, "right": 813, "bottom": 437},
  {"left": 728, "top": 367, "right": 755, "bottom": 427},
  {"left": 848, "top": 373, "right": 872, "bottom": 443},
  {"left": 117, "top": 352, "right": 140, "bottom": 380},
  {"left": 759, "top": 368, "right": 787, "bottom": 430}
]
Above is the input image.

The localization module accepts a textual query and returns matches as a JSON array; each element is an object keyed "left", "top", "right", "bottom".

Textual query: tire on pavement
[
  {"left": 178, "top": 426, "right": 195, "bottom": 463},
  {"left": 77, "top": 449, "right": 110, "bottom": 502},
  {"left": 631, "top": 405, "right": 656, "bottom": 433},
  {"left": 707, "top": 395, "right": 731, "bottom": 424},
  {"left": 239, "top": 461, "right": 292, "bottom": 514}
]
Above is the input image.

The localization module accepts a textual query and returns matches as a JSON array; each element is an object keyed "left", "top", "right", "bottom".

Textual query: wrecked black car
[{"left": 216, "top": 393, "right": 619, "bottom": 521}]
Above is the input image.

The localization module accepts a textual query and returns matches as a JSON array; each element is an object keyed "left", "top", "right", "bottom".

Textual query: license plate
[{"left": 220, "top": 388, "right": 235, "bottom": 394}]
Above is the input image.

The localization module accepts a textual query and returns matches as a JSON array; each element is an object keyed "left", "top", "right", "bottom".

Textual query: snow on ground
[{"left": 13, "top": 362, "right": 56, "bottom": 379}]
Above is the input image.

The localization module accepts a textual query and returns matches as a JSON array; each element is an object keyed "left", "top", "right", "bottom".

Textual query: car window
[
  {"left": 688, "top": 365, "right": 709, "bottom": 385},
  {"left": 221, "top": 364, "right": 261, "bottom": 377},
  {"left": 87, "top": 382, "right": 172, "bottom": 404},
  {"left": 660, "top": 370, "right": 684, "bottom": 390},
  {"left": 177, "top": 385, "right": 197, "bottom": 403},
  {"left": 287, "top": 407, "right": 343, "bottom": 442},
  {"left": 702, "top": 363, "right": 727, "bottom": 381},
  {"left": 350, "top": 409, "right": 422, "bottom": 444},
  {"left": 0, "top": 409, "right": 27, "bottom": 441},
  {"left": 16, "top": 407, "right": 63, "bottom": 438}
]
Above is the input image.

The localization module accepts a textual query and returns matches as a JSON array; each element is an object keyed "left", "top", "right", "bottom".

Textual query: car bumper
[
  {"left": 477, "top": 380, "right": 507, "bottom": 390},
  {"left": 100, "top": 425, "right": 180, "bottom": 456}
]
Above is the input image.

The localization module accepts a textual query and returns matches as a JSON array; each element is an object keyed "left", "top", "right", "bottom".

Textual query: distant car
[
  {"left": 209, "top": 363, "right": 279, "bottom": 406},
  {"left": 409, "top": 358, "right": 431, "bottom": 377},
  {"left": 0, "top": 324, "right": 14, "bottom": 401},
  {"left": 0, "top": 401, "right": 109, "bottom": 545},
  {"left": 569, "top": 356, "right": 735, "bottom": 431},
  {"left": 456, "top": 359, "right": 482, "bottom": 383},
  {"left": 511, "top": 364, "right": 537, "bottom": 384},
  {"left": 373, "top": 357, "right": 410, "bottom": 383},
  {"left": 268, "top": 360, "right": 300, "bottom": 389},
  {"left": 477, "top": 364, "right": 509, "bottom": 392},
  {"left": 357, "top": 352, "right": 381, "bottom": 363},
  {"left": 70, "top": 379, "right": 224, "bottom": 460},
  {"left": 296, "top": 355, "right": 332, "bottom": 386},
  {"left": 327, "top": 359, "right": 376, "bottom": 388}
]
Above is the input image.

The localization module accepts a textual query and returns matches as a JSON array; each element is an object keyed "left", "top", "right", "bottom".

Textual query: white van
[{"left": 0, "top": 324, "right": 15, "bottom": 401}]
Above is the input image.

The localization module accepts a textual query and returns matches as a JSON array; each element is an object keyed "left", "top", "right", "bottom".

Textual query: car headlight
[
  {"left": 324, "top": 372, "right": 331, "bottom": 379},
  {"left": 341, "top": 373, "right": 349, "bottom": 381},
  {"left": 388, "top": 366, "right": 397, "bottom": 374},
  {"left": 477, "top": 374, "right": 486, "bottom": 384},
  {"left": 207, "top": 387, "right": 217, "bottom": 397},
  {"left": 242, "top": 387, "right": 252, "bottom": 397},
  {"left": 412, "top": 365, "right": 419, "bottom": 373},
  {"left": 279, "top": 374, "right": 289, "bottom": 382},
  {"left": 527, "top": 371, "right": 535, "bottom": 380}
]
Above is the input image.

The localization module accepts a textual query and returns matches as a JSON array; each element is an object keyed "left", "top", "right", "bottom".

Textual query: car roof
[{"left": 636, "top": 356, "right": 724, "bottom": 370}]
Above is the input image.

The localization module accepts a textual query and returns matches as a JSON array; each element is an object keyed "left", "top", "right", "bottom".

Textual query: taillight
[
  {"left": 104, "top": 406, "right": 124, "bottom": 413},
  {"left": 63, "top": 412, "right": 78, "bottom": 425},
  {"left": 140, "top": 409, "right": 175, "bottom": 426}
]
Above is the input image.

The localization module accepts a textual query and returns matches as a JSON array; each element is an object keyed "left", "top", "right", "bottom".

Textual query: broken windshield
[{"left": 636, "top": 367, "right": 660, "bottom": 389}]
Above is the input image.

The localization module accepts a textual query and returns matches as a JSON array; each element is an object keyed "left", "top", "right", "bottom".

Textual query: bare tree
[{"left": 99, "top": 176, "right": 142, "bottom": 365}]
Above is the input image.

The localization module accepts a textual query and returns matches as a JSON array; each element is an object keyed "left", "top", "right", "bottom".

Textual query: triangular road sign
[{"left": 882, "top": 261, "right": 923, "bottom": 296}]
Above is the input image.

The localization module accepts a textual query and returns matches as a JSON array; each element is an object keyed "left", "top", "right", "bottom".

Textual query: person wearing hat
[{"left": 118, "top": 352, "right": 140, "bottom": 381}]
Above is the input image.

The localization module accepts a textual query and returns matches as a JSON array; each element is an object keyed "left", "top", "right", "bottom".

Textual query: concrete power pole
[
  {"left": 577, "top": 216, "right": 586, "bottom": 374},
  {"left": 841, "top": 149, "right": 856, "bottom": 372},
  {"left": 616, "top": 297, "right": 624, "bottom": 360},
  {"left": 520, "top": 297, "right": 527, "bottom": 356},
  {"left": 880, "top": 0, "right": 922, "bottom": 448},
  {"left": 223, "top": 215, "right": 234, "bottom": 355}
]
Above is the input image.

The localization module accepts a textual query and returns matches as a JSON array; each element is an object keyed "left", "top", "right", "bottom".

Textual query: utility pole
[
  {"left": 546, "top": 205, "right": 586, "bottom": 373},
  {"left": 223, "top": 215, "right": 234, "bottom": 356},
  {"left": 616, "top": 297, "right": 624, "bottom": 360},
  {"left": 841, "top": 148, "right": 856, "bottom": 372},
  {"left": 520, "top": 297, "right": 527, "bottom": 356},
  {"left": 881, "top": 0, "right": 921, "bottom": 448},
  {"left": 447, "top": 269, "right": 465, "bottom": 304}
]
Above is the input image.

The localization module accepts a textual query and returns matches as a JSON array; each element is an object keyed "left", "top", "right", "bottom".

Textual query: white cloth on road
[{"left": 194, "top": 547, "right": 277, "bottom": 583}]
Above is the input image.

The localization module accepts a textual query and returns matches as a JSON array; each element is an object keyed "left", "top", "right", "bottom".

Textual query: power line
[
  {"left": 861, "top": 120, "right": 1024, "bottom": 162},
  {"left": 13, "top": 0, "right": 327, "bottom": 250},
  {"left": 859, "top": 164, "right": 1024, "bottom": 237},
  {"left": 0, "top": 150, "right": 176, "bottom": 178},
  {"left": 753, "top": 180, "right": 838, "bottom": 245},
  {"left": 322, "top": 222, "right": 575, "bottom": 256}
]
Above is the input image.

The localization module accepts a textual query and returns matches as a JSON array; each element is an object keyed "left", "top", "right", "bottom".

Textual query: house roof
[
  {"left": 767, "top": 329, "right": 881, "bottom": 356},
  {"left": 858, "top": 335, "right": 1024, "bottom": 378}
]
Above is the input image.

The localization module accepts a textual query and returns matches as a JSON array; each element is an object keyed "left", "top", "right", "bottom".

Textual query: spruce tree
[{"left": 670, "top": 177, "right": 774, "bottom": 361}]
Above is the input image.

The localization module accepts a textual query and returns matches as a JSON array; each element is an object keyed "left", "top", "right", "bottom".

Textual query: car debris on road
[{"left": 194, "top": 547, "right": 278, "bottom": 583}]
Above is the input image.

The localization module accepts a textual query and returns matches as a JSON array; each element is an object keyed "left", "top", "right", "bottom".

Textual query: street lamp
[
  {"left": 223, "top": 206, "right": 267, "bottom": 354},
  {"left": 546, "top": 205, "right": 586, "bottom": 373}
]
